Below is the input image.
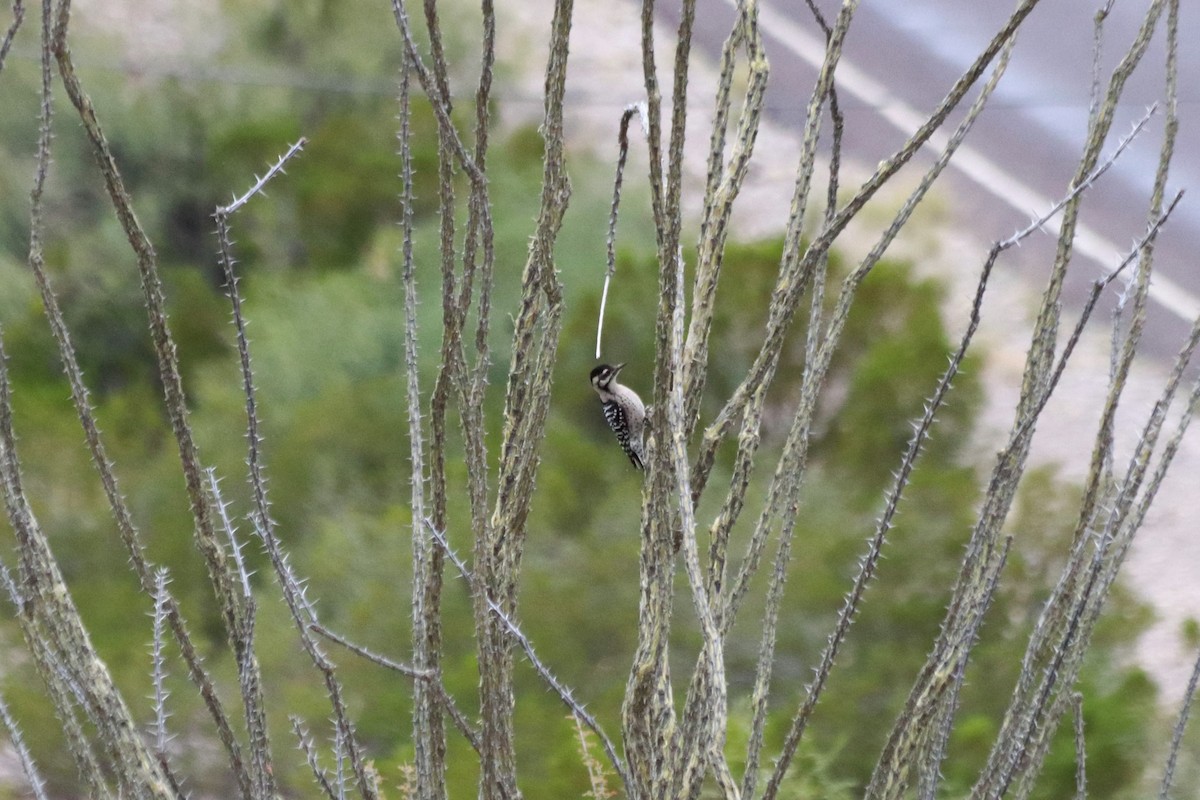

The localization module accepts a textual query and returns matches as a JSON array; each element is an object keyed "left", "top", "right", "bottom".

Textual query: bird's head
[{"left": 590, "top": 363, "right": 625, "bottom": 391}]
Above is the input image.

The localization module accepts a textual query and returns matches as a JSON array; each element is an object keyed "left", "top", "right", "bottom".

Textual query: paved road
[{"left": 672, "top": 0, "right": 1199, "bottom": 362}]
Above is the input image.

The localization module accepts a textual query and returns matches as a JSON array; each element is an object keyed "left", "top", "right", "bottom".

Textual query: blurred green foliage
[{"left": 0, "top": 0, "right": 1168, "bottom": 797}]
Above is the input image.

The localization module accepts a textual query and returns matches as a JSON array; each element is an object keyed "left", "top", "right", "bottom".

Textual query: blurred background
[{"left": 0, "top": 0, "right": 1194, "bottom": 796}]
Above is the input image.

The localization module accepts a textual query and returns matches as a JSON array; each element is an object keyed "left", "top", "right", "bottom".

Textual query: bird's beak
[{"left": 613, "top": 363, "right": 626, "bottom": 374}]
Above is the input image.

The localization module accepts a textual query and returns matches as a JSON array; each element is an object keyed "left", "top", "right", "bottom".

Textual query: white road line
[{"left": 730, "top": 0, "right": 1200, "bottom": 322}]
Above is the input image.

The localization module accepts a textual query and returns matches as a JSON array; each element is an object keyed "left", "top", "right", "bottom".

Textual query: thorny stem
[
  {"left": 691, "top": 0, "right": 1041, "bottom": 504},
  {"left": 49, "top": 2, "right": 278, "bottom": 794},
  {"left": 738, "top": 36, "right": 1018, "bottom": 800},
  {"left": 1159, "top": 644, "right": 1200, "bottom": 799},
  {"left": 428, "top": 523, "right": 629, "bottom": 795},
  {"left": 22, "top": 34, "right": 250, "bottom": 786},
  {"left": 311, "top": 622, "right": 482, "bottom": 755},
  {"left": 0, "top": 691, "right": 48, "bottom": 800},
  {"left": 398, "top": 51, "right": 450, "bottom": 800},
  {"left": 970, "top": 4, "right": 1177, "bottom": 795},
  {"left": 291, "top": 717, "right": 339, "bottom": 800},
  {"left": 1072, "top": 693, "right": 1087, "bottom": 800},
  {"left": 0, "top": 0, "right": 24, "bottom": 76},
  {"left": 216, "top": 141, "right": 383, "bottom": 800}
]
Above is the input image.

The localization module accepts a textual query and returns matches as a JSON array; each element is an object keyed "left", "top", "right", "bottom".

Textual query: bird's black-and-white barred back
[{"left": 602, "top": 398, "right": 644, "bottom": 469}]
